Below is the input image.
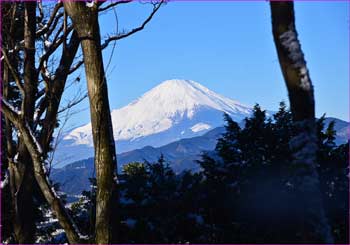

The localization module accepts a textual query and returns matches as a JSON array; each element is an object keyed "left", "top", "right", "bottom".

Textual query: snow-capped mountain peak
[
  {"left": 131, "top": 79, "right": 250, "bottom": 116},
  {"left": 57, "top": 79, "right": 252, "bottom": 166},
  {"left": 64, "top": 79, "right": 251, "bottom": 146}
]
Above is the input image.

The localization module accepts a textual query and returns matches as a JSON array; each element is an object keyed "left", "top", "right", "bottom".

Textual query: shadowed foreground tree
[
  {"left": 2, "top": 1, "right": 163, "bottom": 243},
  {"left": 63, "top": 1, "right": 163, "bottom": 243},
  {"left": 63, "top": 2, "right": 119, "bottom": 243},
  {"left": 1, "top": 1, "right": 86, "bottom": 243},
  {"left": 196, "top": 106, "right": 348, "bottom": 243},
  {"left": 1, "top": 3, "right": 35, "bottom": 243},
  {"left": 1, "top": 1, "right": 84, "bottom": 243},
  {"left": 270, "top": 2, "right": 333, "bottom": 243}
]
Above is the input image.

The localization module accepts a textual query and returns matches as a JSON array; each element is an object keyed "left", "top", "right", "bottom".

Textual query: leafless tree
[
  {"left": 1, "top": 1, "right": 164, "bottom": 243},
  {"left": 63, "top": 1, "right": 164, "bottom": 243},
  {"left": 1, "top": 1, "right": 86, "bottom": 243}
]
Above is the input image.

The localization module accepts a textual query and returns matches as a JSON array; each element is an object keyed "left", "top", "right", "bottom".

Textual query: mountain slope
[
  {"left": 51, "top": 116, "right": 349, "bottom": 195},
  {"left": 51, "top": 118, "right": 349, "bottom": 194},
  {"left": 51, "top": 127, "right": 225, "bottom": 195},
  {"left": 55, "top": 79, "right": 252, "bottom": 167}
]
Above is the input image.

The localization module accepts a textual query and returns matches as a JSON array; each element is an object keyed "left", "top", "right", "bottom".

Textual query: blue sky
[{"left": 64, "top": 1, "right": 349, "bottom": 129}]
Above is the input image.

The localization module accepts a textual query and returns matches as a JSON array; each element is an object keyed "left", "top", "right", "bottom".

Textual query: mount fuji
[{"left": 54, "top": 79, "right": 253, "bottom": 167}]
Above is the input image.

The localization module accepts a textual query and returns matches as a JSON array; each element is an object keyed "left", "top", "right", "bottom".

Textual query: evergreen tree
[
  {"left": 196, "top": 103, "right": 349, "bottom": 243},
  {"left": 272, "top": 101, "right": 293, "bottom": 162},
  {"left": 240, "top": 104, "right": 270, "bottom": 167},
  {"left": 62, "top": 103, "right": 349, "bottom": 244}
]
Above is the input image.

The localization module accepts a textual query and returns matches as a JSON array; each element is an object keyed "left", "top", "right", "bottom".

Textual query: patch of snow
[
  {"left": 39, "top": 218, "right": 58, "bottom": 225},
  {"left": 1, "top": 173, "right": 9, "bottom": 189},
  {"left": 14, "top": 153, "right": 19, "bottom": 163},
  {"left": 34, "top": 108, "right": 40, "bottom": 122},
  {"left": 51, "top": 186, "right": 60, "bottom": 199},
  {"left": 2, "top": 98, "right": 21, "bottom": 115},
  {"left": 25, "top": 121, "right": 43, "bottom": 154},
  {"left": 190, "top": 123, "right": 211, "bottom": 133},
  {"left": 85, "top": 1, "right": 95, "bottom": 8},
  {"left": 51, "top": 229, "right": 65, "bottom": 236},
  {"left": 44, "top": 40, "right": 52, "bottom": 48}
]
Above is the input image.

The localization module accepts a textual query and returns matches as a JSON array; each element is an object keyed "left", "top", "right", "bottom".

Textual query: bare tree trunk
[
  {"left": 270, "top": 2, "right": 333, "bottom": 243},
  {"left": 2, "top": 100, "right": 87, "bottom": 244},
  {"left": 2, "top": 3, "right": 86, "bottom": 243},
  {"left": 2, "top": 63, "right": 18, "bottom": 243},
  {"left": 9, "top": 3, "right": 37, "bottom": 243},
  {"left": 63, "top": 2, "right": 118, "bottom": 243}
]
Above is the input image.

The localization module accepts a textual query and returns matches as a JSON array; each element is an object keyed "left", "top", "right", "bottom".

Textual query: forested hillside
[{"left": 17, "top": 104, "right": 349, "bottom": 243}]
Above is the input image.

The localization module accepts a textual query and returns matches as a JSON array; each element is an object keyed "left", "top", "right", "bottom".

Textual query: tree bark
[
  {"left": 270, "top": 2, "right": 333, "bottom": 243},
  {"left": 2, "top": 100, "right": 87, "bottom": 244},
  {"left": 2, "top": 3, "right": 87, "bottom": 243},
  {"left": 9, "top": 3, "right": 37, "bottom": 243},
  {"left": 63, "top": 2, "right": 118, "bottom": 244}
]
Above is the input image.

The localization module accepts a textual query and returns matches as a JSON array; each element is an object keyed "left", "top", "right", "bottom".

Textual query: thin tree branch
[
  {"left": 101, "top": 0, "right": 164, "bottom": 49},
  {"left": 1, "top": 49, "right": 24, "bottom": 95},
  {"left": 46, "top": 12, "right": 64, "bottom": 39},
  {"left": 38, "top": 0, "right": 44, "bottom": 23},
  {"left": 68, "top": 60, "right": 84, "bottom": 74},
  {"left": 98, "top": 0, "right": 132, "bottom": 12},
  {"left": 36, "top": 2, "right": 63, "bottom": 37},
  {"left": 38, "top": 26, "right": 74, "bottom": 73},
  {"left": 39, "top": 30, "right": 81, "bottom": 154},
  {"left": 58, "top": 92, "right": 88, "bottom": 114}
]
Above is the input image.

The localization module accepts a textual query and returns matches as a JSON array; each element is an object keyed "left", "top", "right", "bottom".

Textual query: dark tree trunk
[
  {"left": 63, "top": 2, "right": 118, "bottom": 243},
  {"left": 3, "top": 62, "right": 16, "bottom": 243},
  {"left": 2, "top": 101, "right": 87, "bottom": 244},
  {"left": 2, "top": 3, "right": 86, "bottom": 243},
  {"left": 270, "top": 2, "right": 333, "bottom": 243},
  {"left": 9, "top": 2, "right": 37, "bottom": 243}
]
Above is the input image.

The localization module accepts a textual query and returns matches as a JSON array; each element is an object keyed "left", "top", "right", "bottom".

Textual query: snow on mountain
[
  {"left": 65, "top": 79, "right": 251, "bottom": 143},
  {"left": 190, "top": 123, "right": 212, "bottom": 133},
  {"left": 56, "top": 79, "right": 252, "bottom": 166}
]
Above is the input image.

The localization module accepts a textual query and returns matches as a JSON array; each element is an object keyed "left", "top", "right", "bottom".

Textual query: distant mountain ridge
[
  {"left": 51, "top": 127, "right": 225, "bottom": 195},
  {"left": 52, "top": 116, "right": 348, "bottom": 195},
  {"left": 51, "top": 79, "right": 349, "bottom": 195},
  {"left": 54, "top": 79, "right": 253, "bottom": 167}
]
